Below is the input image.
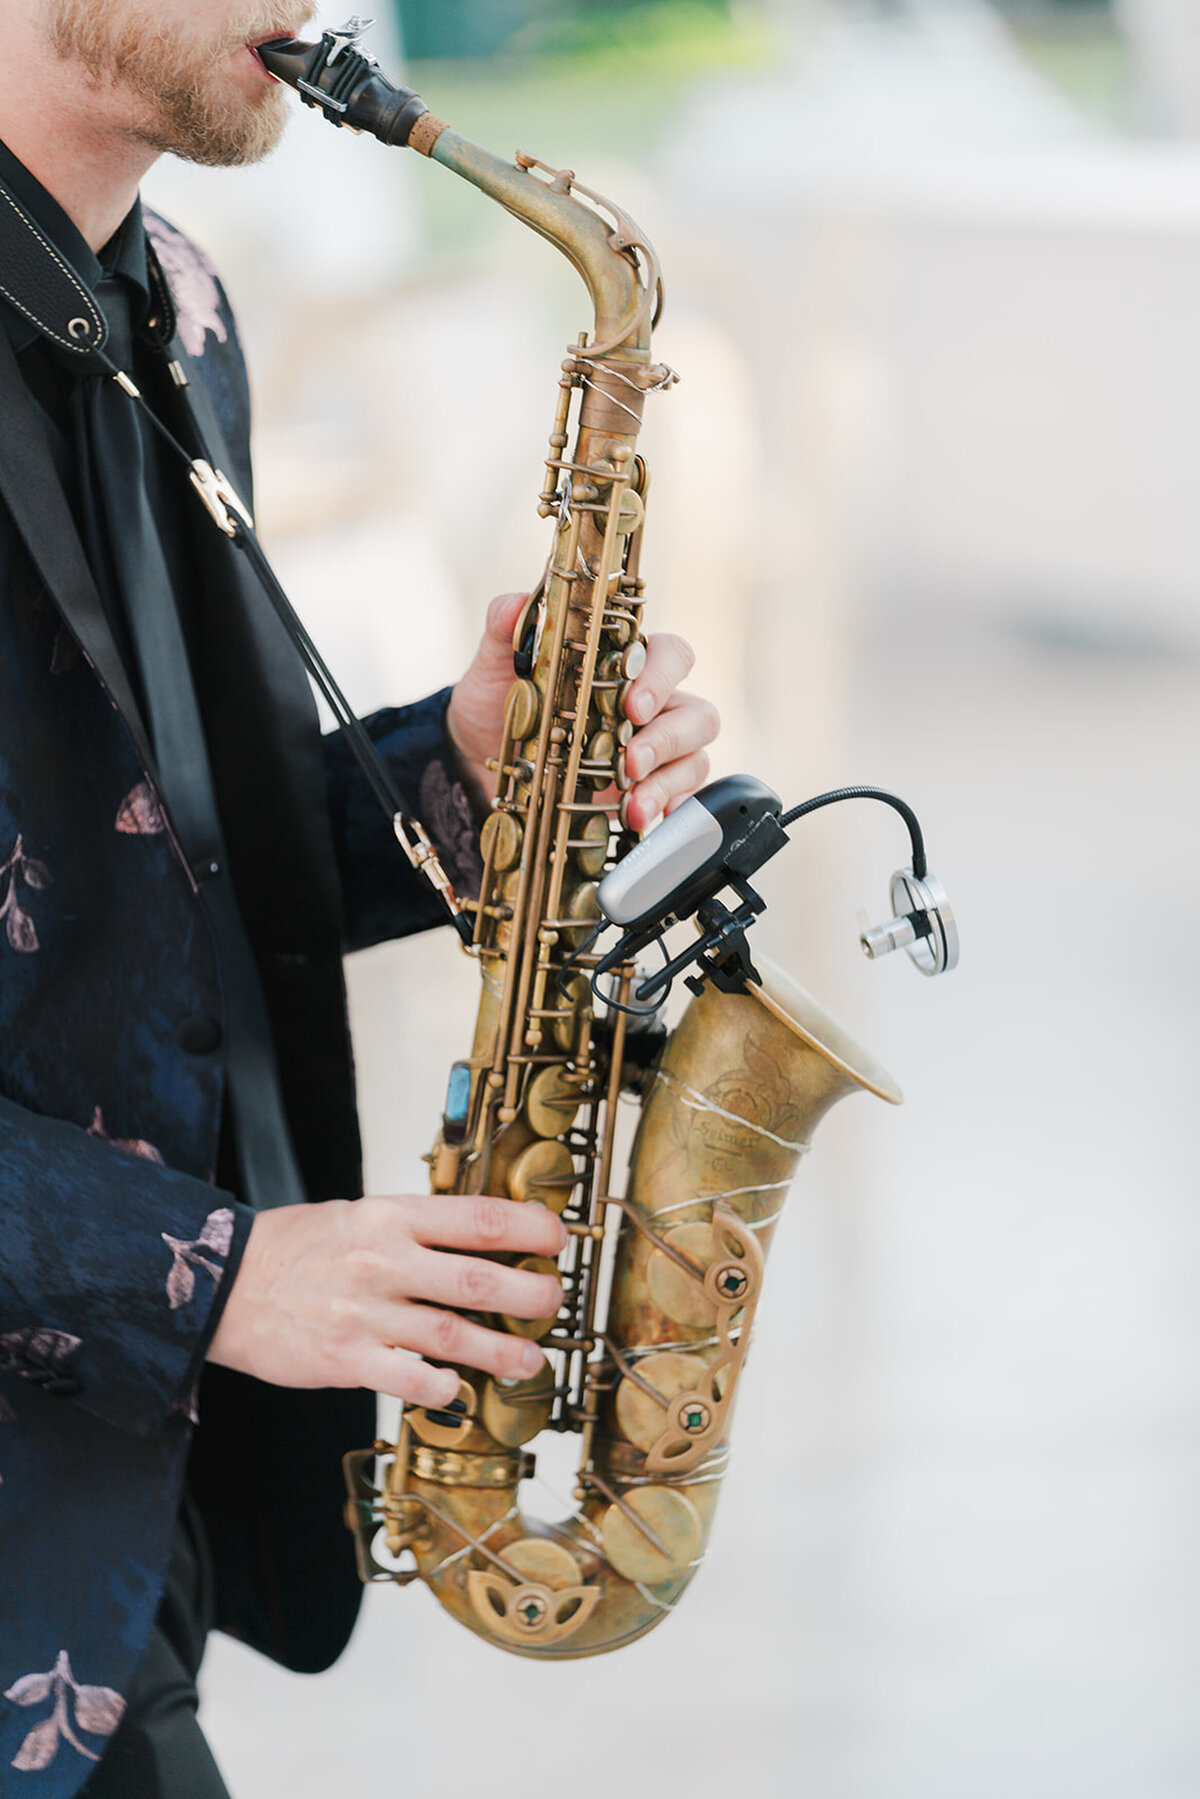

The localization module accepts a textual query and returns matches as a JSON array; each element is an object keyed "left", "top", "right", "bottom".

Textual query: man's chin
[{"left": 141, "top": 84, "right": 291, "bottom": 169}]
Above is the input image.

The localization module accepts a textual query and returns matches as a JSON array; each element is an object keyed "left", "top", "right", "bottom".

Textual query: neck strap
[{"left": 0, "top": 168, "right": 472, "bottom": 942}]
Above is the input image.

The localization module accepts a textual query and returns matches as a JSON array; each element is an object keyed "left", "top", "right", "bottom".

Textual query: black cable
[
  {"left": 592, "top": 933, "right": 672, "bottom": 1018},
  {"left": 779, "top": 786, "right": 926, "bottom": 881}
]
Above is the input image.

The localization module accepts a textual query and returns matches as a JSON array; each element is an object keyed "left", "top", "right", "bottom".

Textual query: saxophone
[{"left": 261, "top": 23, "right": 907, "bottom": 1659}]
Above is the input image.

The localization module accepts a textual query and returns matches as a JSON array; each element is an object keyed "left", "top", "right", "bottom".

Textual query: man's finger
[
  {"left": 624, "top": 691, "right": 720, "bottom": 785},
  {"left": 623, "top": 632, "right": 696, "bottom": 726},
  {"left": 483, "top": 590, "right": 529, "bottom": 648},
  {"left": 388, "top": 1193, "right": 568, "bottom": 1258},
  {"left": 402, "top": 1245, "right": 563, "bottom": 1319},
  {"left": 624, "top": 748, "right": 713, "bottom": 834},
  {"left": 390, "top": 1305, "right": 549, "bottom": 1383},
  {"left": 359, "top": 1346, "right": 462, "bottom": 1409}
]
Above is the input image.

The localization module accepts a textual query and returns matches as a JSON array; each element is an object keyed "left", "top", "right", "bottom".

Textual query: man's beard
[{"left": 47, "top": 3, "right": 314, "bottom": 166}]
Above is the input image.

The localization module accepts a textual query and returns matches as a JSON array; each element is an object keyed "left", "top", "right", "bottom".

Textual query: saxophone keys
[
  {"left": 560, "top": 881, "right": 602, "bottom": 947},
  {"left": 504, "top": 677, "right": 541, "bottom": 743},
  {"left": 480, "top": 810, "right": 523, "bottom": 873},
  {"left": 647, "top": 1223, "right": 719, "bottom": 1329},
  {"left": 593, "top": 652, "right": 624, "bottom": 718},
  {"left": 466, "top": 1539, "right": 599, "bottom": 1649},
  {"left": 408, "top": 1377, "right": 480, "bottom": 1449},
  {"left": 507, "top": 1138, "right": 576, "bottom": 1214},
  {"left": 620, "top": 639, "right": 647, "bottom": 681},
  {"left": 584, "top": 730, "right": 617, "bottom": 788},
  {"left": 570, "top": 813, "right": 610, "bottom": 878},
  {"left": 600, "top": 1485, "right": 702, "bottom": 1586},
  {"left": 528, "top": 1065, "right": 579, "bottom": 1136},
  {"left": 480, "top": 1363, "right": 556, "bottom": 1447},
  {"left": 614, "top": 1350, "right": 711, "bottom": 1453}
]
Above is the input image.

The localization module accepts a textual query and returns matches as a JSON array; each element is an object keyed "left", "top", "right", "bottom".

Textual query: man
[{"left": 0, "top": 4, "right": 719, "bottom": 1794}]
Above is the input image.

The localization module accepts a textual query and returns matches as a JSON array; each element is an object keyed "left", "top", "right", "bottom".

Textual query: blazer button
[{"left": 176, "top": 1016, "right": 222, "bottom": 1055}]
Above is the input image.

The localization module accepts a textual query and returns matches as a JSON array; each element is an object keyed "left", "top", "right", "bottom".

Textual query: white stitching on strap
[{"left": 0, "top": 186, "right": 103, "bottom": 353}]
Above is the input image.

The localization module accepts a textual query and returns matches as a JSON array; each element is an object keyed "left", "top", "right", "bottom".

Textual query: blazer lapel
[{"left": 0, "top": 327, "right": 159, "bottom": 784}]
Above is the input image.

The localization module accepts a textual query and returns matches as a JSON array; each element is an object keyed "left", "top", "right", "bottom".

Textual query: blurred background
[{"left": 144, "top": 2, "right": 1200, "bottom": 1793}]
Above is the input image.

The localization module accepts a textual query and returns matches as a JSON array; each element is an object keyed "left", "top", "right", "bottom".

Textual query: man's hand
[
  {"left": 207, "top": 1195, "right": 567, "bottom": 1411},
  {"left": 446, "top": 592, "right": 720, "bottom": 834}
]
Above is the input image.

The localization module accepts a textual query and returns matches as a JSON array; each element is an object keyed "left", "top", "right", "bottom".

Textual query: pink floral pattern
[
  {"left": 419, "top": 760, "right": 483, "bottom": 895},
  {"left": 4, "top": 1651, "right": 124, "bottom": 1771},
  {"left": 0, "top": 836, "right": 52, "bottom": 954},
  {"left": 0, "top": 1328, "right": 82, "bottom": 1376},
  {"left": 144, "top": 213, "right": 228, "bottom": 359},
  {"left": 87, "top": 1106, "right": 164, "bottom": 1165},
  {"left": 114, "top": 780, "right": 166, "bottom": 837},
  {"left": 161, "top": 1207, "right": 234, "bottom": 1310}
]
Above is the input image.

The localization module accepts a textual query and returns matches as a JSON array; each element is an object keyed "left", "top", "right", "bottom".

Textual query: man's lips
[{"left": 247, "top": 35, "right": 293, "bottom": 76}]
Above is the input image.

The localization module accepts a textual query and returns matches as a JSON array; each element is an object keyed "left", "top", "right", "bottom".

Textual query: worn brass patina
[{"left": 330, "top": 85, "right": 903, "bottom": 1659}]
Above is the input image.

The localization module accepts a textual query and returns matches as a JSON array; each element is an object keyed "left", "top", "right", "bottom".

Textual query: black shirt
[{"left": 0, "top": 137, "right": 203, "bottom": 712}]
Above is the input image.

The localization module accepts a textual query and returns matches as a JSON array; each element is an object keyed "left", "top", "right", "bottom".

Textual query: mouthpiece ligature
[{"left": 257, "top": 17, "right": 432, "bottom": 147}]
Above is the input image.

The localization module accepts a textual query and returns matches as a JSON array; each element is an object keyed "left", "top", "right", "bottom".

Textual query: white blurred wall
[{"left": 1119, "top": 0, "right": 1200, "bottom": 135}]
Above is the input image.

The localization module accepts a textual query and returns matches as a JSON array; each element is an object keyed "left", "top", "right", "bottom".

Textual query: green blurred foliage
[
  {"left": 394, "top": 1, "right": 772, "bottom": 257},
  {"left": 393, "top": 0, "right": 737, "bottom": 64}
]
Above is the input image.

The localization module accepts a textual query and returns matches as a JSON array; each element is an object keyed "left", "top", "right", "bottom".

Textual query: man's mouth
[{"left": 247, "top": 33, "right": 295, "bottom": 75}]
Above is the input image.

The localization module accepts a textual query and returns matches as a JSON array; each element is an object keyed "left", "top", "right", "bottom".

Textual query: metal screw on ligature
[{"left": 861, "top": 869, "right": 958, "bottom": 977}]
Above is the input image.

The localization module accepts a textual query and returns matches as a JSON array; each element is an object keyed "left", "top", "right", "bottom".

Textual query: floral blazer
[{"left": 0, "top": 214, "right": 480, "bottom": 1794}]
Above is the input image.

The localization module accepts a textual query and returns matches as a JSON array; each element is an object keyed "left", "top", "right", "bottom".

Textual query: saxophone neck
[
  {"left": 429, "top": 138, "right": 659, "bottom": 362},
  {"left": 258, "top": 23, "right": 660, "bottom": 361}
]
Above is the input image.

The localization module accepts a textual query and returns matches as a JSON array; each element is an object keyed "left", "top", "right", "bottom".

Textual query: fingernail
[
  {"left": 630, "top": 692, "right": 652, "bottom": 724},
  {"left": 522, "top": 1344, "right": 545, "bottom": 1374}
]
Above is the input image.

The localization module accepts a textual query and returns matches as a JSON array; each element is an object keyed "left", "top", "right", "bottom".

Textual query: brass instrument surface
[{"left": 264, "top": 34, "right": 903, "bottom": 1657}]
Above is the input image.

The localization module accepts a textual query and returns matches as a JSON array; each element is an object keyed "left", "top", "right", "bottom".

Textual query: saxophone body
[{"left": 261, "top": 27, "right": 903, "bottom": 1659}]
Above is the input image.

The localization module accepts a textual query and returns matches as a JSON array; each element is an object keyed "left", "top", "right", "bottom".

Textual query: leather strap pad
[{"left": 0, "top": 180, "right": 107, "bottom": 356}]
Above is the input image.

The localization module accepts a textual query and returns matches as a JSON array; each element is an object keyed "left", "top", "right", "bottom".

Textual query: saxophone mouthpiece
[{"left": 257, "top": 17, "right": 431, "bottom": 147}]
